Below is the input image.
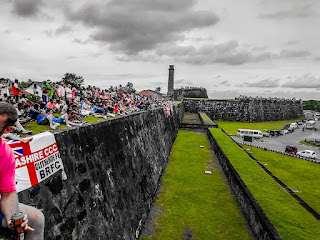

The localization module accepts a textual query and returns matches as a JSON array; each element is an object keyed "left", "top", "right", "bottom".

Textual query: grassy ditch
[
  {"left": 210, "top": 128, "right": 320, "bottom": 240},
  {"left": 214, "top": 119, "right": 302, "bottom": 135},
  {"left": 242, "top": 145, "right": 320, "bottom": 215},
  {"left": 181, "top": 113, "right": 202, "bottom": 125},
  {"left": 141, "top": 130, "right": 251, "bottom": 240}
]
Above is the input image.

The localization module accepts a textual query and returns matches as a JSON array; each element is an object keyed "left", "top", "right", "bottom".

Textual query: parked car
[
  {"left": 280, "top": 129, "right": 289, "bottom": 135},
  {"left": 305, "top": 120, "right": 316, "bottom": 129},
  {"left": 262, "top": 130, "right": 270, "bottom": 137},
  {"left": 290, "top": 122, "right": 298, "bottom": 129},
  {"left": 285, "top": 145, "right": 297, "bottom": 154},
  {"left": 269, "top": 130, "right": 281, "bottom": 136},
  {"left": 297, "top": 120, "right": 303, "bottom": 125},
  {"left": 287, "top": 127, "right": 294, "bottom": 133},
  {"left": 296, "top": 150, "right": 317, "bottom": 159}
]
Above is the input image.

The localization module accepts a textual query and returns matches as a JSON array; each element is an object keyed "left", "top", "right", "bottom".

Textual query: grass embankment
[
  {"left": 183, "top": 98, "right": 236, "bottom": 101},
  {"left": 215, "top": 119, "right": 302, "bottom": 135},
  {"left": 242, "top": 145, "right": 320, "bottom": 214},
  {"left": 199, "top": 112, "right": 215, "bottom": 125},
  {"left": 142, "top": 130, "right": 251, "bottom": 240},
  {"left": 299, "top": 141, "right": 319, "bottom": 147},
  {"left": 183, "top": 98, "right": 209, "bottom": 100},
  {"left": 210, "top": 128, "right": 320, "bottom": 239},
  {"left": 21, "top": 115, "right": 110, "bottom": 135},
  {"left": 181, "top": 113, "right": 202, "bottom": 125}
]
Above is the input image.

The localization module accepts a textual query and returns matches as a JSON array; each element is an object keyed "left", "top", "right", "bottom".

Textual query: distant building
[
  {"left": 22, "top": 81, "right": 45, "bottom": 97},
  {"left": 138, "top": 90, "right": 164, "bottom": 99}
]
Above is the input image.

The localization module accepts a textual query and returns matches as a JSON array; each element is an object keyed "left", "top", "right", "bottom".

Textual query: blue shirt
[{"left": 36, "top": 114, "right": 46, "bottom": 124}]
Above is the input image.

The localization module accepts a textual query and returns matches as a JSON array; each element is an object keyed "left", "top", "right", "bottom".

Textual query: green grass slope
[
  {"left": 243, "top": 145, "right": 320, "bottom": 215},
  {"left": 142, "top": 130, "right": 251, "bottom": 240},
  {"left": 210, "top": 128, "right": 320, "bottom": 240}
]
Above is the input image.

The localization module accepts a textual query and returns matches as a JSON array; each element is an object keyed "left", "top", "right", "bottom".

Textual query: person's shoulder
[{"left": 0, "top": 138, "right": 14, "bottom": 157}]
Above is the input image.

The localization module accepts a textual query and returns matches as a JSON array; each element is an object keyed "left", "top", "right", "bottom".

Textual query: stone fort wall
[
  {"left": 17, "top": 106, "right": 182, "bottom": 240},
  {"left": 184, "top": 98, "right": 303, "bottom": 122}
]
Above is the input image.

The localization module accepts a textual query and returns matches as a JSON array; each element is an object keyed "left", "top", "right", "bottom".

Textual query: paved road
[{"left": 231, "top": 121, "right": 320, "bottom": 162}]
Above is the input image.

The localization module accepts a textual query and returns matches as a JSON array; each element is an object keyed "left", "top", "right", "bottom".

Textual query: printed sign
[{"left": 6, "top": 131, "right": 64, "bottom": 192}]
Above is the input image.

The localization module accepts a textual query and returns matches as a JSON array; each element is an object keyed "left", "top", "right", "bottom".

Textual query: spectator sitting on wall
[
  {"left": 10, "top": 103, "right": 33, "bottom": 134},
  {"left": 36, "top": 108, "right": 60, "bottom": 129},
  {"left": 29, "top": 104, "right": 40, "bottom": 120},
  {"left": 57, "top": 109, "right": 84, "bottom": 128},
  {"left": 60, "top": 101, "right": 70, "bottom": 115},
  {"left": 18, "top": 94, "right": 28, "bottom": 105},
  {"left": 92, "top": 102, "right": 104, "bottom": 114},
  {"left": 80, "top": 98, "right": 94, "bottom": 116},
  {"left": 69, "top": 105, "right": 84, "bottom": 123},
  {"left": 0, "top": 102, "right": 45, "bottom": 239},
  {"left": 3, "top": 132, "right": 33, "bottom": 143},
  {"left": 46, "top": 99, "right": 59, "bottom": 113}
]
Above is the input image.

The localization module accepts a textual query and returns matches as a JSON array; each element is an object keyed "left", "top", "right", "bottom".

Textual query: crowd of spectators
[{"left": 0, "top": 79, "right": 175, "bottom": 141}]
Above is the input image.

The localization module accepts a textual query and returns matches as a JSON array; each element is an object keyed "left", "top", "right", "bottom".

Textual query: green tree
[
  {"left": 155, "top": 87, "right": 162, "bottom": 93},
  {"left": 19, "top": 81, "right": 30, "bottom": 88},
  {"left": 61, "top": 73, "right": 84, "bottom": 89}
]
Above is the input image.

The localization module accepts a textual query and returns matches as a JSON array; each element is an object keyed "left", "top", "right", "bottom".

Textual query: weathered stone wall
[
  {"left": 184, "top": 98, "right": 303, "bottom": 122},
  {"left": 174, "top": 88, "right": 208, "bottom": 101},
  {"left": 206, "top": 129, "right": 281, "bottom": 240},
  {"left": 17, "top": 105, "right": 181, "bottom": 240}
]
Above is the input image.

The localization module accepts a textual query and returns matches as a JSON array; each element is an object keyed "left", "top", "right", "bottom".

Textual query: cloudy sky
[{"left": 1, "top": 0, "right": 320, "bottom": 100}]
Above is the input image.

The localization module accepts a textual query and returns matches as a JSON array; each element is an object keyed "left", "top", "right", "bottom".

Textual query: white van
[
  {"left": 305, "top": 120, "right": 315, "bottom": 129},
  {"left": 237, "top": 129, "right": 263, "bottom": 139}
]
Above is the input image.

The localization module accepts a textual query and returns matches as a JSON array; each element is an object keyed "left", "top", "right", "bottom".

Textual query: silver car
[{"left": 296, "top": 150, "right": 317, "bottom": 159}]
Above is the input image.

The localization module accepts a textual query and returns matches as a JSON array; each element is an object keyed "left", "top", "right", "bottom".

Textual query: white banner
[{"left": 6, "top": 131, "right": 64, "bottom": 192}]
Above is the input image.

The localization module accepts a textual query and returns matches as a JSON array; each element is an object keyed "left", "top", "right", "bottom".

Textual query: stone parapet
[
  {"left": 184, "top": 99, "right": 303, "bottom": 122},
  {"left": 17, "top": 105, "right": 182, "bottom": 239}
]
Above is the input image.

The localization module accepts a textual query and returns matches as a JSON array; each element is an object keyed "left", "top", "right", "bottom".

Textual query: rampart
[
  {"left": 184, "top": 98, "right": 303, "bottom": 122},
  {"left": 206, "top": 129, "right": 281, "bottom": 239},
  {"left": 17, "top": 106, "right": 182, "bottom": 239}
]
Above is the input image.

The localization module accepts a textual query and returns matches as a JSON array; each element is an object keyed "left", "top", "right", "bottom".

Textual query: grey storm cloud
[
  {"left": 64, "top": 0, "right": 219, "bottom": 55},
  {"left": 122, "top": 40, "right": 311, "bottom": 65},
  {"left": 282, "top": 74, "right": 320, "bottom": 88},
  {"left": 258, "top": 0, "right": 319, "bottom": 20},
  {"left": 280, "top": 50, "right": 311, "bottom": 58},
  {"left": 12, "top": 0, "right": 42, "bottom": 17},
  {"left": 259, "top": 2, "right": 316, "bottom": 19},
  {"left": 175, "top": 79, "right": 194, "bottom": 86},
  {"left": 156, "top": 41, "right": 276, "bottom": 65},
  {"left": 55, "top": 25, "right": 73, "bottom": 36},
  {"left": 157, "top": 41, "right": 242, "bottom": 65},
  {"left": 241, "top": 78, "right": 280, "bottom": 88}
]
